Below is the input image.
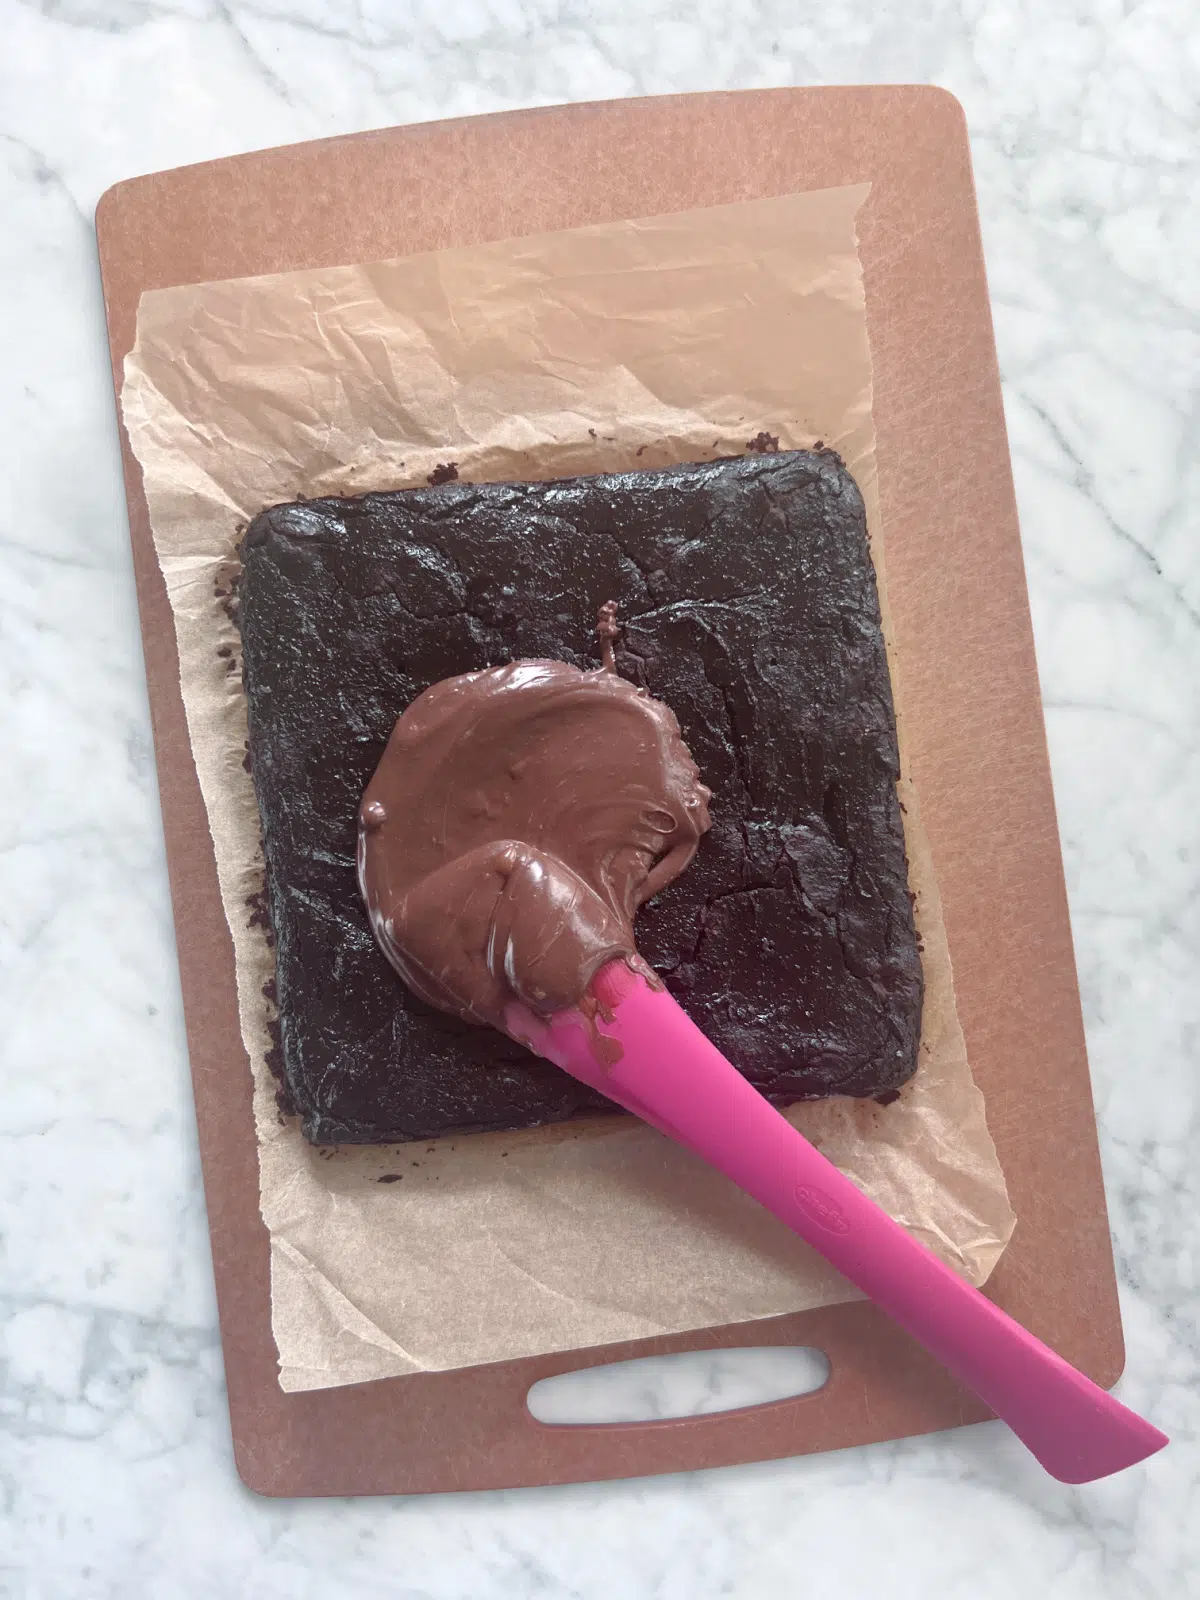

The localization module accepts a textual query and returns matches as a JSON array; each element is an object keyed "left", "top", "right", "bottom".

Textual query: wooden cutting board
[{"left": 96, "top": 87, "right": 1122, "bottom": 1496}]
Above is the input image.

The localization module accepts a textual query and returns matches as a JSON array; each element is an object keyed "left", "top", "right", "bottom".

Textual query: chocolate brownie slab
[{"left": 239, "top": 451, "right": 922, "bottom": 1144}]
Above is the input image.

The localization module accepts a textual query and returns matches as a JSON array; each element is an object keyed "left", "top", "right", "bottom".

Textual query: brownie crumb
[
  {"left": 247, "top": 885, "right": 275, "bottom": 947},
  {"left": 746, "top": 431, "right": 780, "bottom": 454},
  {"left": 875, "top": 1088, "right": 902, "bottom": 1107},
  {"left": 427, "top": 462, "right": 459, "bottom": 486},
  {"left": 377, "top": 1173, "right": 404, "bottom": 1183},
  {"left": 213, "top": 561, "right": 243, "bottom": 626}
]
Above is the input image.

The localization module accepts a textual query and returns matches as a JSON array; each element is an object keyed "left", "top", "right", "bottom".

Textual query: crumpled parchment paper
[{"left": 121, "top": 184, "right": 1015, "bottom": 1393}]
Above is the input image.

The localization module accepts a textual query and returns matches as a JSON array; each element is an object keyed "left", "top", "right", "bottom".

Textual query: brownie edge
[{"left": 239, "top": 451, "right": 923, "bottom": 1144}]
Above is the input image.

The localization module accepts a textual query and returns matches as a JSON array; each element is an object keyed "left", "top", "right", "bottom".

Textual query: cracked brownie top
[{"left": 239, "top": 451, "right": 922, "bottom": 1145}]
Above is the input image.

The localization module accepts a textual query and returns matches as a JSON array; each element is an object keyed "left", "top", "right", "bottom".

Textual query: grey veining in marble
[{"left": 1, "top": 1, "right": 1196, "bottom": 1595}]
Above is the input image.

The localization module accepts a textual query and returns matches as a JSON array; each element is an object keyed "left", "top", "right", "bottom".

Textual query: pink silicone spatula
[{"left": 510, "top": 960, "right": 1167, "bottom": 1484}]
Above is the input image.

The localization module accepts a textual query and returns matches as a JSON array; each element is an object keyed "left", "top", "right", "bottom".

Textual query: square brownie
[{"left": 239, "top": 451, "right": 922, "bottom": 1144}]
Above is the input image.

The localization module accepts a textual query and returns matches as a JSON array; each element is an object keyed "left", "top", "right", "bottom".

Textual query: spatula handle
[{"left": 513, "top": 965, "right": 1166, "bottom": 1484}]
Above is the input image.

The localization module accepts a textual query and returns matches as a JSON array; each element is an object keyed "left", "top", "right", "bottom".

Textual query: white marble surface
[{"left": 1, "top": 1, "right": 1196, "bottom": 1594}]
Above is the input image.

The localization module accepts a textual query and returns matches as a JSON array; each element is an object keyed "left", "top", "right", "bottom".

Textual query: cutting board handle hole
[{"left": 526, "top": 1346, "right": 830, "bottom": 1426}]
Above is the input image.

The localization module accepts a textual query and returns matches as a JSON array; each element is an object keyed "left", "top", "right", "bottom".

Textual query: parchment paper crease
[{"left": 121, "top": 185, "right": 1015, "bottom": 1393}]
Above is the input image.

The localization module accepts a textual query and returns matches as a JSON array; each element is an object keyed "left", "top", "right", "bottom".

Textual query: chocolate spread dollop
[{"left": 358, "top": 616, "right": 711, "bottom": 1030}]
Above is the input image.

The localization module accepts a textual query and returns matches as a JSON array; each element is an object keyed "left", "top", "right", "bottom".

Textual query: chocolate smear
[{"left": 358, "top": 605, "right": 711, "bottom": 1032}]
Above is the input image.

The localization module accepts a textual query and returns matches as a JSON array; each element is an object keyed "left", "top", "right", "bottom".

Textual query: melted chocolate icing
[{"left": 358, "top": 623, "right": 711, "bottom": 1030}]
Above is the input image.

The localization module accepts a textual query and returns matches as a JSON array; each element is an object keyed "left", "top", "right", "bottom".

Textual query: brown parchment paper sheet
[{"left": 120, "top": 184, "right": 1014, "bottom": 1394}]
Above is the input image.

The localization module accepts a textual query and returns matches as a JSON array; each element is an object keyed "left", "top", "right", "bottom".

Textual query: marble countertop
[{"left": 2, "top": 1, "right": 1196, "bottom": 1595}]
